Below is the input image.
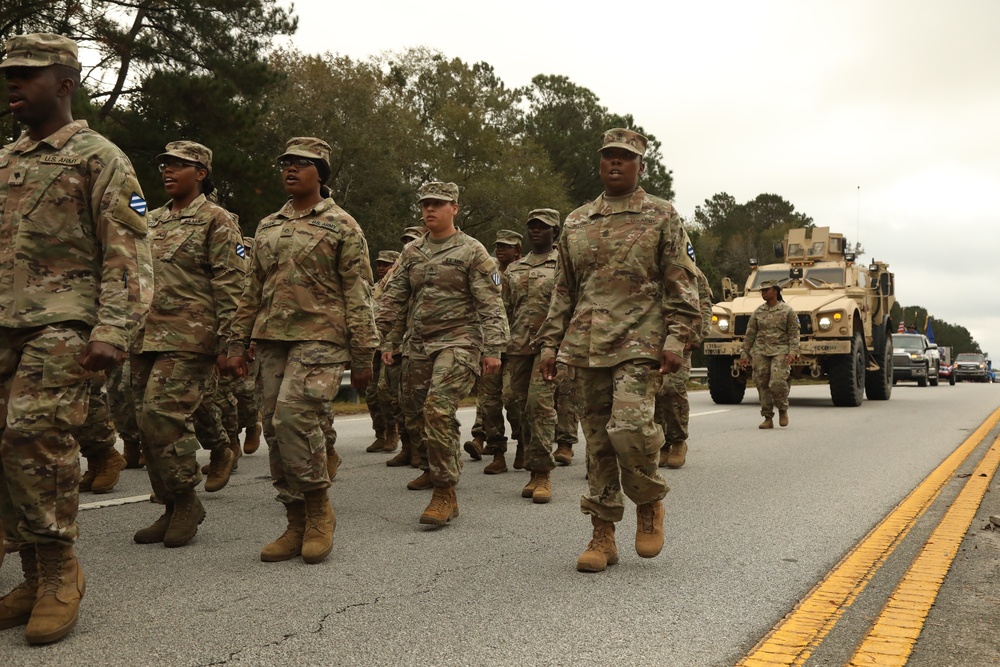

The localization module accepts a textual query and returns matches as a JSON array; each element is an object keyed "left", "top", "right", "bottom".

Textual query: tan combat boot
[
  {"left": 327, "top": 448, "right": 341, "bottom": 481},
  {"left": 25, "top": 543, "right": 84, "bottom": 645},
  {"left": 366, "top": 433, "right": 386, "bottom": 453},
  {"left": 521, "top": 471, "right": 540, "bottom": 498},
  {"left": 133, "top": 504, "right": 174, "bottom": 544},
  {"left": 512, "top": 443, "right": 525, "bottom": 470},
  {"left": 386, "top": 434, "right": 412, "bottom": 467},
  {"left": 204, "top": 447, "right": 234, "bottom": 492},
  {"left": 163, "top": 489, "right": 206, "bottom": 548},
  {"left": 665, "top": 442, "right": 688, "bottom": 469},
  {"left": 87, "top": 448, "right": 128, "bottom": 494},
  {"left": 243, "top": 421, "right": 263, "bottom": 454},
  {"left": 261, "top": 502, "right": 306, "bottom": 562},
  {"left": 658, "top": 447, "right": 670, "bottom": 468},
  {"left": 122, "top": 439, "right": 144, "bottom": 468},
  {"left": 419, "top": 484, "right": 459, "bottom": 526},
  {"left": 553, "top": 445, "right": 573, "bottom": 466},
  {"left": 484, "top": 453, "right": 508, "bottom": 475},
  {"left": 635, "top": 500, "right": 665, "bottom": 558},
  {"left": 301, "top": 490, "right": 335, "bottom": 564},
  {"left": 0, "top": 547, "right": 38, "bottom": 630},
  {"left": 531, "top": 471, "right": 552, "bottom": 504},
  {"left": 576, "top": 517, "right": 619, "bottom": 573},
  {"left": 229, "top": 436, "right": 243, "bottom": 471},
  {"left": 759, "top": 418, "right": 774, "bottom": 430},
  {"left": 778, "top": 410, "right": 789, "bottom": 427},
  {"left": 78, "top": 466, "right": 96, "bottom": 493},
  {"left": 407, "top": 471, "right": 433, "bottom": 491},
  {"left": 463, "top": 438, "right": 484, "bottom": 461},
  {"left": 380, "top": 426, "right": 400, "bottom": 453}
]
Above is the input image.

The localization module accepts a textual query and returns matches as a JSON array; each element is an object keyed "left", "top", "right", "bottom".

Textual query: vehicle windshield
[
  {"left": 804, "top": 267, "right": 845, "bottom": 286},
  {"left": 894, "top": 335, "right": 925, "bottom": 351},
  {"left": 747, "top": 270, "right": 790, "bottom": 290},
  {"left": 956, "top": 353, "right": 985, "bottom": 362}
]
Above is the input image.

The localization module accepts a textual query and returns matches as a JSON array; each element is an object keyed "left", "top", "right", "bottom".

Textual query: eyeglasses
[
  {"left": 158, "top": 160, "right": 198, "bottom": 172},
  {"left": 278, "top": 158, "right": 316, "bottom": 170}
]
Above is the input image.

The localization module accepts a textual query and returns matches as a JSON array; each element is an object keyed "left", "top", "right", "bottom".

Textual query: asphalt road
[{"left": 1, "top": 380, "right": 998, "bottom": 666}]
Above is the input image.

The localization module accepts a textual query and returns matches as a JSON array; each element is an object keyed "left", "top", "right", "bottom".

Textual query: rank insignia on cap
[
  {"left": 492, "top": 273, "right": 501, "bottom": 286},
  {"left": 236, "top": 243, "right": 246, "bottom": 258},
  {"left": 686, "top": 242, "right": 696, "bottom": 262},
  {"left": 129, "top": 193, "right": 147, "bottom": 216}
]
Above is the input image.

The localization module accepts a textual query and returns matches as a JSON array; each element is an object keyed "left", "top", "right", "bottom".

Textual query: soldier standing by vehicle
[
  {"left": 376, "top": 182, "right": 509, "bottom": 527},
  {"left": 537, "top": 128, "right": 701, "bottom": 573},
  {"left": 740, "top": 280, "right": 800, "bottom": 429},
  {"left": 131, "top": 141, "right": 245, "bottom": 546},
  {"left": 226, "top": 137, "right": 376, "bottom": 564},
  {"left": 0, "top": 34, "right": 152, "bottom": 643}
]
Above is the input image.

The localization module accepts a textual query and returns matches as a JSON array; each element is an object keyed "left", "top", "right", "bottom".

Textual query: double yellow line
[{"left": 738, "top": 406, "right": 1000, "bottom": 667}]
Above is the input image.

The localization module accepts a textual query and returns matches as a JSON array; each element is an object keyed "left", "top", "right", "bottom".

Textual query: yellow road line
[
  {"left": 848, "top": 434, "right": 1000, "bottom": 666},
  {"left": 737, "top": 405, "right": 1000, "bottom": 667}
]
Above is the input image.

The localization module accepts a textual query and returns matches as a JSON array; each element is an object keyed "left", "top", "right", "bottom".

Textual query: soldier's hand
[
  {"left": 540, "top": 357, "right": 558, "bottom": 382},
  {"left": 382, "top": 351, "right": 395, "bottom": 366},
  {"left": 740, "top": 357, "right": 749, "bottom": 371},
  {"left": 482, "top": 356, "right": 501, "bottom": 376},
  {"left": 786, "top": 353, "right": 797, "bottom": 365},
  {"left": 660, "top": 350, "right": 683, "bottom": 375},
  {"left": 226, "top": 355, "right": 248, "bottom": 378},
  {"left": 352, "top": 367, "right": 373, "bottom": 391},
  {"left": 247, "top": 342, "right": 257, "bottom": 363},
  {"left": 77, "top": 341, "right": 125, "bottom": 371},
  {"left": 215, "top": 354, "right": 228, "bottom": 375}
]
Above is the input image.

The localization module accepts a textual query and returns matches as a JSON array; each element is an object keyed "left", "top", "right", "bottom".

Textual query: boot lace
[
  {"left": 638, "top": 505, "right": 655, "bottom": 533},
  {"left": 37, "top": 550, "right": 62, "bottom": 595}
]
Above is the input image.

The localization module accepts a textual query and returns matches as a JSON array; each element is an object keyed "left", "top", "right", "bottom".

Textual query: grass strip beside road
[{"left": 738, "top": 405, "right": 1000, "bottom": 667}]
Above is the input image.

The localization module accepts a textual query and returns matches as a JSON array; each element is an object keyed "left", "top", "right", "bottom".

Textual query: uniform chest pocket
[
  {"left": 614, "top": 223, "right": 659, "bottom": 264},
  {"left": 292, "top": 228, "right": 338, "bottom": 282},
  {"left": 153, "top": 221, "right": 204, "bottom": 264},
  {"left": 18, "top": 162, "right": 83, "bottom": 239},
  {"left": 426, "top": 259, "right": 468, "bottom": 289}
]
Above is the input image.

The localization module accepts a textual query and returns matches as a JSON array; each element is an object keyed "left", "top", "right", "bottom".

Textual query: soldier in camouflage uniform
[
  {"left": 0, "top": 34, "right": 152, "bottom": 643},
  {"left": 76, "top": 373, "right": 127, "bottom": 494},
  {"left": 107, "top": 359, "right": 143, "bottom": 467},
  {"left": 740, "top": 280, "right": 799, "bottom": 429},
  {"left": 502, "top": 209, "right": 563, "bottom": 502},
  {"left": 537, "top": 128, "right": 701, "bottom": 573},
  {"left": 131, "top": 141, "right": 245, "bottom": 548},
  {"left": 468, "top": 230, "right": 520, "bottom": 474},
  {"left": 376, "top": 182, "right": 509, "bottom": 527},
  {"left": 227, "top": 138, "right": 377, "bottom": 564},
  {"left": 365, "top": 250, "right": 402, "bottom": 455},
  {"left": 232, "top": 238, "right": 264, "bottom": 456},
  {"left": 383, "top": 227, "right": 425, "bottom": 469},
  {"left": 655, "top": 266, "right": 713, "bottom": 468}
]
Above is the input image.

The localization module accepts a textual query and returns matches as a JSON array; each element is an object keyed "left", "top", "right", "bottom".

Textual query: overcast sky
[{"left": 279, "top": 0, "right": 1000, "bottom": 357}]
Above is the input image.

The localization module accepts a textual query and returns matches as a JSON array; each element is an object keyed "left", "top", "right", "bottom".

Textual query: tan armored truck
[{"left": 703, "top": 226, "right": 895, "bottom": 407}]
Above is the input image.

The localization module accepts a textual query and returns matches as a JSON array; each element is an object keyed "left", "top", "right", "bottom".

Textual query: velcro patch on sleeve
[{"left": 129, "top": 192, "right": 147, "bottom": 216}]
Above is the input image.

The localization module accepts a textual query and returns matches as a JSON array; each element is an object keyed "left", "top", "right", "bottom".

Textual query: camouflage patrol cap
[
  {"left": 526, "top": 208, "right": 560, "bottom": 228},
  {"left": 376, "top": 250, "right": 400, "bottom": 264},
  {"left": 759, "top": 280, "right": 782, "bottom": 291},
  {"left": 400, "top": 226, "right": 425, "bottom": 243},
  {"left": 598, "top": 128, "right": 648, "bottom": 157},
  {"left": 417, "top": 181, "right": 459, "bottom": 203},
  {"left": 279, "top": 137, "right": 331, "bottom": 170},
  {"left": 0, "top": 33, "right": 81, "bottom": 71},
  {"left": 158, "top": 141, "right": 213, "bottom": 173},
  {"left": 495, "top": 230, "right": 523, "bottom": 247}
]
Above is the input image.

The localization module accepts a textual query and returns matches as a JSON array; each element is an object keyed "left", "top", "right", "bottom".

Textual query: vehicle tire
[
  {"left": 829, "top": 331, "right": 865, "bottom": 407},
  {"left": 949, "top": 374, "right": 955, "bottom": 386},
  {"left": 865, "top": 327, "right": 892, "bottom": 401},
  {"left": 707, "top": 355, "right": 746, "bottom": 404},
  {"left": 917, "top": 373, "right": 928, "bottom": 387},
  {"left": 929, "top": 362, "right": 939, "bottom": 386}
]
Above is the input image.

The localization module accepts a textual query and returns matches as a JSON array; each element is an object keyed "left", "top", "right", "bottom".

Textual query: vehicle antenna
[{"left": 856, "top": 186, "right": 861, "bottom": 252}]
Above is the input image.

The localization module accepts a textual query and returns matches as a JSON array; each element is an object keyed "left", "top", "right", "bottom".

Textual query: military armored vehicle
[{"left": 703, "top": 226, "right": 895, "bottom": 407}]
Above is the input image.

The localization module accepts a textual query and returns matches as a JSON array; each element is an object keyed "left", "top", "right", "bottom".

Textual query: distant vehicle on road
[
  {"left": 938, "top": 362, "right": 956, "bottom": 386},
  {"left": 953, "top": 352, "right": 990, "bottom": 383},
  {"left": 892, "top": 333, "right": 939, "bottom": 387}
]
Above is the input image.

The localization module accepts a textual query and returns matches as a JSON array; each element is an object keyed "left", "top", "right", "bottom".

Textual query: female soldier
[
  {"left": 226, "top": 138, "right": 377, "bottom": 564},
  {"left": 132, "top": 142, "right": 245, "bottom": 547}
]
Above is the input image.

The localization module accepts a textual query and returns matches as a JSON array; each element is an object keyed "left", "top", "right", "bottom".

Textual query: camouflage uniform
[
  {"left": 536, "top": 178, "right": 701, "bottom": 522},
  {"left": 741, "top": 291, "right": 800, "bottom": 419},
  {"left": 368, "top": 250, "right": 402, "bottom": 450},
  {"left": 106, "top": 359, "right": 142, "bottom": 460},
  {"left": 376, "top": 185, "right": 509, "bottom": 487},
  {"left": 231, "top": 237, "right": 263, "bottom": 441},
  {"left": 0, "top": 117, "right": 152, "bottom": 548},
  {"left": 655, "top": 267, "right": 713, "bottom": 447},
  {"left": 133, "top": 170, "right": 245, "bottom": 501},
  {"left": 228, "top": 178, "right": 377, "bottom": 505}
]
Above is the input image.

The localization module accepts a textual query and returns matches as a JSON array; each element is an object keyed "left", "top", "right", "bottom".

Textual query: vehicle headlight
[
  {"left": 979, "top": 363, "right": 987, "bottom": 369},
  {"left": 818, "top": 317, "right": 832, "bottom": 331},
  {"left": 717, "top": 318, "right": 730, "bottom": 333},
  {"left": 910, "top": 353, "right": 923, "bottom": 361}
]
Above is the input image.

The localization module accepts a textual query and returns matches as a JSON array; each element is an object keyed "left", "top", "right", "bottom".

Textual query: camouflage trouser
[
  {"left": 106, "top": 360, "right": 141, "bottom": 449},
  {"left": 132, "top": 351, "right": 213, "bottom": 500},
  {"left": 233, "top": 354, "right": 262, "bottom": 434},
  {"left": 192, "top": 371, "right": 234, "bottom": 453},
  {"left": 554, "top": 362, "right": 582, "bottom": 449},
  {"left": 0, "top": 324, "right": 94, "bottom": 547},
  {"left": 752, "top": 354, "right": 791, "bottom": 417},
  {"left": 75, "top": 370, "right": 118, "bottom": 459},
  {"left": 504, "top": 354, "right": 556, "bottom": 471},
  {"left": 322, "top": 403, "right": 336, "bottom": 453},
  {"left": 402, "top": 348, "right": 479, "bottom": 486},
  {"left": 655, "top": 351, "right": 691, "bottom": 448},
  {"left": 365, "top": 351, "right": 390, "bottom": 438},
  {"left": 384, "top": 355, "right": 411, "bottom": 449},
  {"left": 257, "top": 341, "right": 340, "bottom": 504},
  {"left": 576, "top": 360, "right": 668, "bottom": 522},
  {"left": 470, "top": 362, "right": 508, "bottom": 451}
]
